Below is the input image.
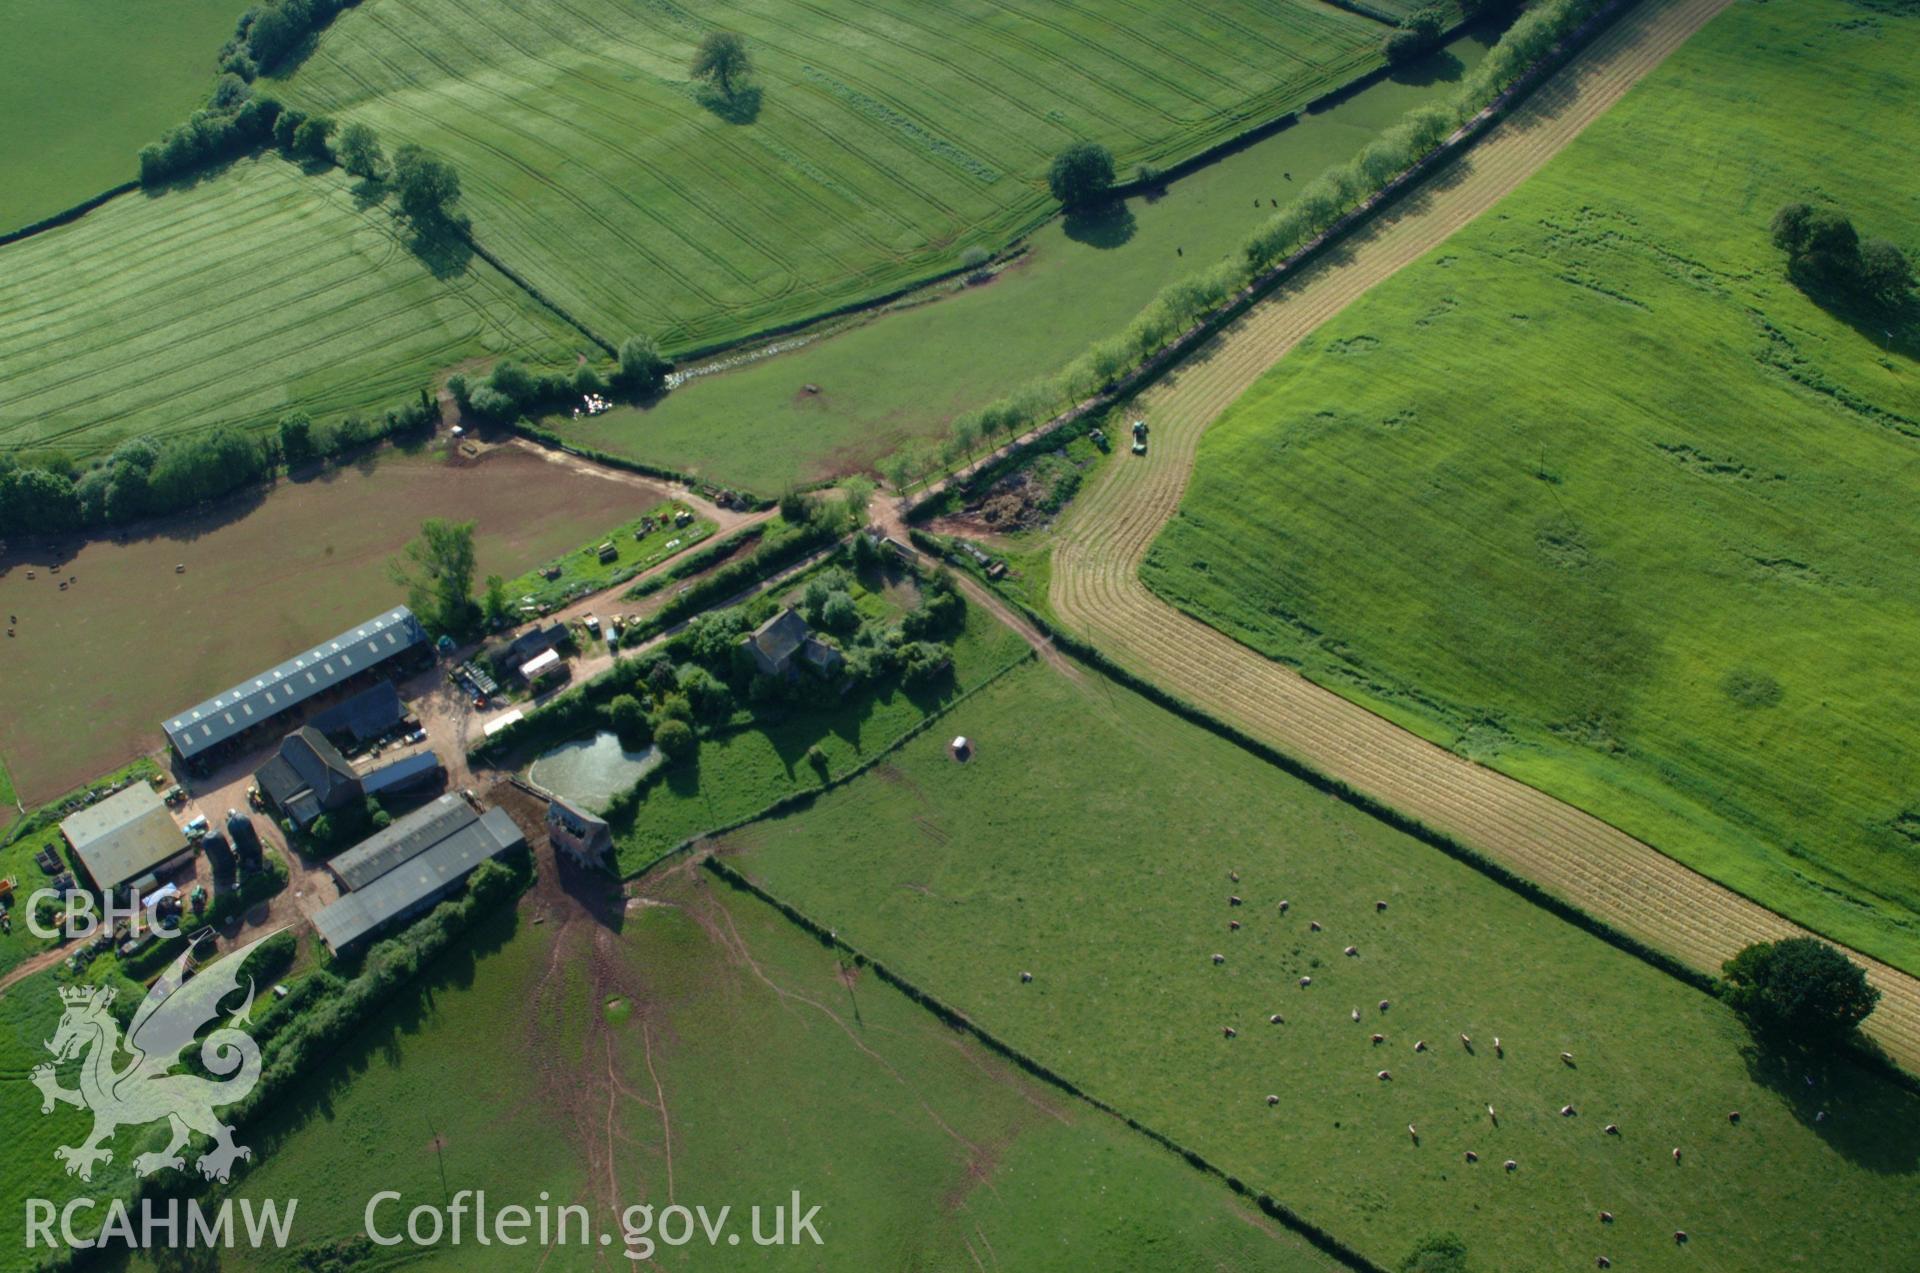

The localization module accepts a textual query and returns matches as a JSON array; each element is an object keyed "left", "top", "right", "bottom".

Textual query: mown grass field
[
  {"left": 0, "top": 156, "right": 581, "bottom": 460},
  {"left": 0, "top": 446, "right": 652, "bottom": 806},
  {"left": 202, "top": 868, "right": 1328, "bottom": 1270},
  {"left": 560, "top": 33, "right": 1493, "bottom": 493},
  {"left": 275, "top": 0, "right": 1393, "bottom": 356},
  {"left": 1142, "top": 0, "right": 1920, "bottom": 974},
  {"left": 0, "top": 0, "right": 242, "bottom": 235},
  {"left": 725, "top": 659, "right": 1920, "bottom": 1271},
  {"left": 604, "top": 595, "right": 1030, "bottom": 873}
]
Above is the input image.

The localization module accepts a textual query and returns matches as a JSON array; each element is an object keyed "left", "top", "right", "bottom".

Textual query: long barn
[{"left": 162, "top": 608, "right": 429, "bottom": 771}]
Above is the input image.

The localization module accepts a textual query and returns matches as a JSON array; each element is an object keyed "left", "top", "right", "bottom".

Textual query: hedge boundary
[
  {"left": 0, "top": 182, "right": 140, "bottom": 249},
  {"left": 702, "top": 855, "right": 1388, "bottom": 1273}
]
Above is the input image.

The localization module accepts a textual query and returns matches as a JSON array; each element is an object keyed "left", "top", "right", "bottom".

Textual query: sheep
[
  {"left": 1603, "top": 1124, "right": 1619, "bottom": 1136},
  {"left": 1351, "top": 1008, "right": 1361, "bottom": 1022},
  {"left": 1212, "top": 953, "right": 1226, "bottom": 965},
  {"left": 1278, "top": 899, "right": 1290, "bottom": 912},
  {"left": 1460, "top": 1033, "right": 1473, "bottom": 1051},
  {"left": 1597, "top": 1258, "right": 1612, "bottom": 1269},
  {"left": 1672, "top": 1147, "right": 1682, "bottom": 1164},
  {"left": 1223, "top": 1026, "right": 1238, "bottom": 1039},
  {"left": 1229, "top": 895, "right": 1243, "bottom": 907},
  {"left": 1267, "top": 1094, "right": 1279, "bottom": 1106},
  {"left": 1408, "top": 1124, "right": 1419, "bottom": 1144},
  {"left": 1379, "top": 1000, "right": 1391, "bottom": 1012},
  {"left": 1561, "top": 1105, "right": 1577, "bottom": 1118},
  {"left": 1299, "top": 976, "right": 1313, "bottom": 988},
  {"left": 1504, "top": 1159, "right": 1518, "bottom": 1172},
  {"left": 1816, "top": 1110, "right": 1828, "bottom": 1123},
  {"left": 1599, "top": 1211, "right": 1613, "bottom": 1224},
  {"left": 1561, "top": 1051, "right": 1576, "bottom": 1066},
  {"left": 1344, "top": 945, "right": 1359, "bottom": 957},
  {"left": 1376, "top": 900, "right": 1388, "bottom": 912},
  {"left": 1377, "top": 1070, "right": 1392, "bottom": 1081},
  {"left": 1728, "top": 1111, "right": 1741, "bottom": 1125},
  {"left": 1309, "top": 920, "right": 1323, "bottom": 932},
  {"left": 1487, "top": 1104, "right": 1498, "bottom": 1126},
  {"left": 1371, "top": 1033, "right": 1385, "bottom": 1045},
  {"left": 1674, "top": 1231, "right": 1688, "bottom": 1245},
  {"left": 1229, "top": 920, "right": 1241, "bottom": 931},
  {"left": 1019, "top": 971, "right": 1033, "bottom": 983},
  {"left": 1229, "top": 871, "right": 1240, "bottom": 883},
  {"left": 1414, "top": 1040, "right": 1427, "bottom": 1052},
  {"left": 1269, "top": 1013, "right": 1285, "bottom": 1025},
  {"left": 1494, "top": 1036, "right": 1503, "bottom": 1057},
  {"left": 1464, "top": 1150, "right": 1478, "bottom": 1163}
]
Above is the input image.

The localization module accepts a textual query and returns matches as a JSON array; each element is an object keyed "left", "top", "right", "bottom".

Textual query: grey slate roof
[
  {"left": 61, "top": 784, "right": 189, "bottom": 891},
  {"left": 360, "top": 750, "right": 443, "bottom": 797},
  {"left": 311, "top": 805, "right": 524, "bottom": 952},
  {"left": 255, "top": 727, "right": 362, "bottom": 828},
  {"left": 164, "top": 608, "right": 428, "bottom": 760},
  {"left": 327, "top": 793, "right": 472, "bottom": 891},
  {"left": 309, "top": 682, "right": 404, "bottom": 744}
]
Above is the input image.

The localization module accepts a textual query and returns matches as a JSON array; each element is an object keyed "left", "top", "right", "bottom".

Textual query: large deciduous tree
[
  {"left": 1721, "top": 937, "right": 1879, "bottom": 1045},
  {"left": 1048, "top": 141, "right": 1115, "bottom": 210},
  {"left": 390, "top": 518, "right": 479, "bottom": 635},
  {"left": 691, "top": 32, "right": 752, "bottom": 97}
]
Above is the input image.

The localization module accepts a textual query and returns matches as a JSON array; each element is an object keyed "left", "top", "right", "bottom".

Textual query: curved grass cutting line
[{"left": 1043, "top": 0, "right": 1920, "bottom": 1074}]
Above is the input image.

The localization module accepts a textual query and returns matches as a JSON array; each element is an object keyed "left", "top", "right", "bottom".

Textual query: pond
[{"left": 526, "top": 731, "right": 662, "bottom": 812}]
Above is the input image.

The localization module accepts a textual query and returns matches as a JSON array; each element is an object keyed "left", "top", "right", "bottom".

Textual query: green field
[
  {"left": 275, "top": 0, "right": 1391, "bottom": 355},
  {"left": 559, "top": 32, "right": 1494, "bottom": 493},
  {"left": 0, "top": 445, "right": 650, "bottom": 806},
  {"left": 200, "top": 868, "right": 1330, "bottom": 1270},
  {"left": 1142, "top": 0, "right": 1920, "bottom": 973},
  {"left": 724, "top": 657, "right": 1920, "bottom": 1270},
  {"left": 498, "top": 503, "right": 713, "bottom": 615},
  {"left": 0, "top": 0, "right": 243, "bottom": 235},
  {"left": 0, "top": 156, "right": 580, "bottom": 459}
]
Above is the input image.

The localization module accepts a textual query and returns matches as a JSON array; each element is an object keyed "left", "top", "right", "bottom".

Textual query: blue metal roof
[{"left": 163, "top": 608, "right": 427, "bottom": 760}]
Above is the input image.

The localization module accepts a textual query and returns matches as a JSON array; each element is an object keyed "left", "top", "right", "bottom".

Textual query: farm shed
[
  {"left": 61, "top": 784, "right": 192, "bottom": 894},
  {"left": 519, "top": 648, "right": 563, "bottom": 683},
  {"left": 308, "top": 682, "right": 405, "bottom": 746},
  {"left": 360, "top": 750, "right": 444, "bottom": 798},
  {"left": 311, "top": 797, "right": 525, "bottom": 954},
  {"left": 483, "top": 709, "right": 525, "bottom": 737},
  {"left": 162, "top": 608, "right": 430, "bottom": 770},
  {"left": 254, "top": 727, "right": 363, "bottom": 830},
  {"left": 547, "top": 796, "right": 612, "bottom": 869}
]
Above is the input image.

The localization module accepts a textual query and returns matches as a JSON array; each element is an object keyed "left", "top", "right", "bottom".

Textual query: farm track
[{"left": 1049, "top": 0, "right": 1920, "bottom": 1073}]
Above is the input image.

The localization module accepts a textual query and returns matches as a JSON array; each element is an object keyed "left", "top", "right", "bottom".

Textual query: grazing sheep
[
  {"left": 1299, "top": 976, "right": 1313, "bottom": 987},
  {"left": 1460, "top": 1034, "right": 1473, "bottom": 1050},
  {"left": 1229, "top": 895, "right": 1243, "bottom": 906},
  {"left": 1379, "top": 1000, "right": 1391, "bottom": 1012},
  {"left": 1494, "top": 1036, "right": 1503, "bottom": 1057},
  {"left": 1229, "top": 871, "right": 1240, "bottom": 883},
  {"left": 1604, "top": 1124, "right": 1619, "bottom": 1136},
  {"left": 1464, "top": 1150, "right": 1478, "bottom": 1163},
  {"left": 1728, "top": 1111, "right": 1741, "bottom": 1125},
  {"left": 1561, "top": 1052, "right": 1576, "bottom": 1065},
  {"left": 1229, "top": 920, "right": 1241, "bottom": 931},
  {"left": 1279, "top": 899, "right": 1290, "bottom": 912},
  {"left": 1597, "top": 1258, "right": 1612, "bottom": 1269},
  {"left": 1816, "top": 1110, "right": 1828, "bottom": 1123},
  {"left": 1270, "top": 1014, "right": 1285, "bottom": 1025},
  {"left": 1408, "top": 1124, "right": 1419, "bottom": 1144},
  {"left": 1487, "top": 1105, "right": 1498, "bottom": 1125},
  {"left": 1223, "top": 1026, "right": 1238, "bottom": 1039},
  {"left": 1674, "top": 1231, "right": 1688, "bottom": 1245},
  {"left": 1212, "top": 953, "right": 1226, "bottom": 965},
  {"left": 1351, "top": 1008, "right": 1362, "bottom": 1022},
  {"left": 1310, "top": 921, "right": 1323, "bottom": 932},
  {"left": 1672, "top": 1147, "right": 1682, "bottom": 1164},
  {"left": 1344, "top": 945, "right": 1359, "bottom": 957},
  {"left": 1599, "top": 1211, "right": 1613, "bottom": 1224},
  {"left": 1376, "top": 900, "right": 1388, "bottom": 912},
  {"left": 1267, "top": 1094, "right": 1279, "bottom": 1106},
  {"left": 1414, "top": 1040, "right": 1427, "bottom": 1052},
  {"left": 1019, "top": 971, "right": 1033, "bottom": 983},
  {"left": 1504, "top": 1159, "right": 1518, "bottom": 1172},
  {"left": 1561, "top": 1105, "right": 1577, "bottom": 1117},
  {"left": 1377, "top": 1070, "right": 1392, "bottom": 1081},
  {"left": 1372, "top": 1033, "right": 1385, "bottom": 1044}
]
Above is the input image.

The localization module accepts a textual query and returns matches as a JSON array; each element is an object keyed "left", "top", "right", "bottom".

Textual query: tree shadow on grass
[
  {"left": 1388, "top": 48, "right": 1466, "bottom": 88},
  {"left": 1063, "top": 200, "right": 1137, "bottom": 250},
  {"left": 1738, "top": 1029, "right": 1920, "bottom": 1174},
  {"left": 1784, "top": 267, "right": 1920, "bottom": 363},
  {"left": 406, "top": 213, "right": 474, "bottom": 281},
  {"left": 696, "top": 83, "right": 762, "bottom": 125},
  {"left": 349, "top": 174, "right": 389, "bottom": 212}
]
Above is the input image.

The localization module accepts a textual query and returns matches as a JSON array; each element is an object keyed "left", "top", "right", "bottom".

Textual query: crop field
[
  {"left": 0, "top": 446, "right": 655, "bottom": 806},
  {"left": 201, "top": 864, "right": 1326, "bottom": 1269},
  {"left": 0, "top": 156, "right": 581, "bottom": 460},
  {"left": 498, "top": 502, "right": 713, "bottom": 614},
  {"left": 1141, "top": 0, "right": 1920, "bottom": 974},
  {"left": 557, "top": 33, "right": 1494, "bottom": 493},
  {"left": 723, "top": 658, "right": 1920, "bottom": 1270},
  {"left": 0, "top": 0, "right": 242, "bottom": 235},
  {"left": 275, "top": 0, "right": 1391, "bottom": 355},
  {"left": 603, "top": 598, "right": 1030, "bottom": 873}
]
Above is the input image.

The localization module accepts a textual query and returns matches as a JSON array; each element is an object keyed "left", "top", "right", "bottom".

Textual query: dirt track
[{"left": 1047, "top": 0, "right": 1920, "bottom": 1073}]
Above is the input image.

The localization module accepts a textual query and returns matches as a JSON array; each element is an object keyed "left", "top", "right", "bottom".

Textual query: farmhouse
[
  {"left": 255, "top": 727, "right": 363, "bottom": 831},
  {"left": 546, "top": 796, "right": 612, "bottom": 869},
  {"left": 60, "top": 784, "right": 192, "bottom": 894},
  {"left": 741, "top": 608, "right": 843, "bottom": 680},
  {"left": 163, "top": 608, "right": 430, "bottom": 771},
  {"left": 311, "top": 794, "right": 525, "bottom": 953}
]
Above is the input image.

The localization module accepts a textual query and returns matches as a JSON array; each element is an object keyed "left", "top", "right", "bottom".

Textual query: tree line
[
  {"left": 1771, "top": 203, "right": 1914, "bottom": 309},
  {"left": 0, "top": 389, "right": 435, "bottom": 537}
]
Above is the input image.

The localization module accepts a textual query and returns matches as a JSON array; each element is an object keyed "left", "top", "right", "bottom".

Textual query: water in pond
[{"left": 527, "top": 731, "right": 661, "bottom": 812}]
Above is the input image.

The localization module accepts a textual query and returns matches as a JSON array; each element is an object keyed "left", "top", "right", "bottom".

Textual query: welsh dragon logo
[{"left": 30, "top": 932, "right": 276, "bottom": 1183}]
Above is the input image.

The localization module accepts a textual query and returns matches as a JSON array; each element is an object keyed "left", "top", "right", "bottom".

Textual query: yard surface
[
  {"left": 202, "top": 859, "right": 1328, "bottom": 1269},
  {"left": 557, "top": 31, "right": 1494, "bottom": 494},
  {"left": 1142, "top": 0, "right": 1920, "bottom": 973},
  {"left": 273, "top": 0, "right": 1390, "bottom": 355},
  {"left": 723, "top": 658, "right": 1920, "bottom": 1271},
  {"left": 0, "top": 0, "right": 242, "bottom": 234},
  {"left": 0, "top": 444, "right": 657, "bottom": 806},
  {"left": 0, "top": 156, "right": 580, "bottom": 460}
]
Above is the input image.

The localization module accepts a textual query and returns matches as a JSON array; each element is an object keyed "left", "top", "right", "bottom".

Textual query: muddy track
[{"left": 1048, "top": 0, "right": 1920, "bottom": 1073}]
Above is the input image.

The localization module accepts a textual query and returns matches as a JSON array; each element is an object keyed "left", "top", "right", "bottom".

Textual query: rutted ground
[{"left": 1048, "top": 0, "right": 1920, "bottom": 1074}]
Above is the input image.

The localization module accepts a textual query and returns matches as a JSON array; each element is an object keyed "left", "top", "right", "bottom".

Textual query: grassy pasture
[
  {"left": 1142, "top": 0, "right": 1920, "bottom": 972},
  {"left": 725, "top": 659, "right": 1920, "bottom": 1271},
  {"left": 0, "top": 446, "right": 653, "bottom": 807},
  {"left": 497, "top": 502, "right": 712, "bottom": 614},
  {"left": 0, "top": 156, "right": 580, "bottom": 460},
  {"left": 0, "top": 0, "right": 242, "bottom": 235},
  {"left": 558, "top": 33, "right": 1494, "bottom": 493},
  {"left": 275, "top": 0, "right": 1389, "bottom": 355},
  {"left": 201, "top": 868, "right": 1328, "bottom": 1269}
]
